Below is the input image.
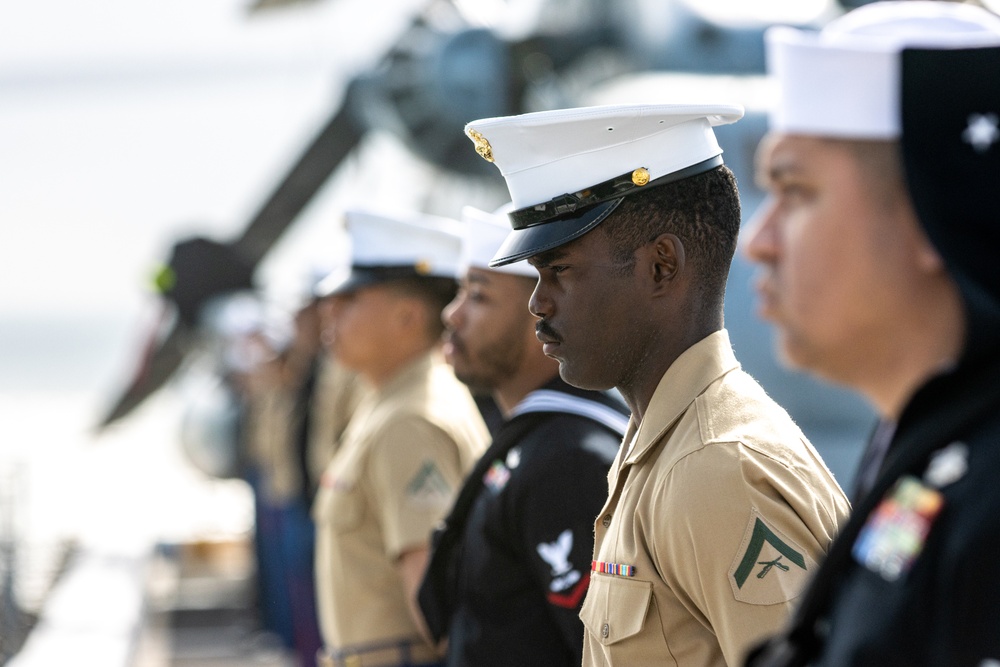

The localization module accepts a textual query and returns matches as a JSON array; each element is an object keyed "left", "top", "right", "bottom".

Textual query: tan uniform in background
[
  {"left": 581, "top": 331, "right": 850, "bottom": 667},
  {"left": 247, "top": 381, "right": 302, "bottom": 504},
  {"left": 307, "top": 356, "right": 367, "bottom": 493},
  {"left": 242, "top": 348, "right": 304, "bottom": 505},
  {"left": 248, "top": 354, "right": 364, "bottom": 506},
  {"left": 313, "top": 350, "right": 489, "bottom": 662}
]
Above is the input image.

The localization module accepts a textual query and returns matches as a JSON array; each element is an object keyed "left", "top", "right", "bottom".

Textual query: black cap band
[
  {"left": 489, "top": 155, "right": 726, "bottom": 267},
  {"left": 508, "top": 155, "right": 724, "bottom": 229}
]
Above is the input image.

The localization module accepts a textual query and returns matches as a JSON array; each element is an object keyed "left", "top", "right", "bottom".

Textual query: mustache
[{"left": 535, "top": 319, "right": 562, "bottom": 342}]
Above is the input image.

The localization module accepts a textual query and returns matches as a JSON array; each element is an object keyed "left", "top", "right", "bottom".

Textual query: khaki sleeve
[
  {"left": 365, "top": 415, "right": 465, "bottom": 560},
  {"left": 648, "top": 443, "right": 821, "bottom": 667}
]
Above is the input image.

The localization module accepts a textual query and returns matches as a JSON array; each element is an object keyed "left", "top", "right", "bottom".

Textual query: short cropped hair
[
  {"left": 599, "top": 165, "right": 741, "bottom": 308},
  {"left": 385, "top": 276, "right": 458, "bottom": 339}
]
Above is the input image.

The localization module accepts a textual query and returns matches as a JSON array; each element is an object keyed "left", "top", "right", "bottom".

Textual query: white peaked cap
[
  {"left": 766, "top": 1, "right": 1000, "bottom": 139},
  {"left": 315, "top": 207, "right": 462, "bottom": 296},
  {"left": 465, "top": 104, "right": 743, "bottom": 266},
  {"left": 465, "top": 103, "right": 743, "bottom": 210},
  {"left": 459, "top": 204, "right": 536, "bottom": 278}
]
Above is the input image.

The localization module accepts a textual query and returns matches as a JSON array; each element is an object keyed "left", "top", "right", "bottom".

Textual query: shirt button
[
  {"left": 601, "top": 514, "right": 612, "bottom": 527},
  {"left": 602, "top": 623, "right": 610, "bottom": 638}
]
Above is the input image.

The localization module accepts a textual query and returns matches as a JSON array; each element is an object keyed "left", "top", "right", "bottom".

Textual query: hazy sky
[
  {"left": 0, "top": 0, "right": 430, "bottom": 552},
  {"left": 0, "top": 0, "right": 423, "bottom": 319}
]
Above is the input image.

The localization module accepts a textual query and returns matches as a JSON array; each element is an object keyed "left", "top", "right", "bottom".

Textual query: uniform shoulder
[
  {"left": 681, "top": 370, "right": 847, "bottom": 520},
  {"left": 362, "top": 411, "right": 451, "bottom": 454},
  {"left": 380, "top": 361, "right": 487, "bottom": 442},
  {"left": 694, "top": 368, "right": 810, "bottom": 466}
]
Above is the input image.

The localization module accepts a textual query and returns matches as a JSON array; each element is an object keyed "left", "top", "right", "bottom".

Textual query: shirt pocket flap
[{"left": 579, "top": 573, "right": 653, "bottom": 646}]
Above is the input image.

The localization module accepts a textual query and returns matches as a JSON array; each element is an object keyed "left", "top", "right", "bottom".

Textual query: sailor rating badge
[
  {"left": 538, "top": 530, "right": 588, "bottom": 608},
  {"left": 852, "top": 475, "right": 944, "bottom": 582}
]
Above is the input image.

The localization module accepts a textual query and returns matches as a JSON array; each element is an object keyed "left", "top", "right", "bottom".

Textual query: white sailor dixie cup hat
[
  {"left": 766, "top": 1, "right": 1000, "bottom": 298},
  {"left": 316, "top": 207, "right": 463, "bottom": 297},
  {"left": 464, "top": 103, "right": 744, "bottom": 267},
  {"left": 458, "top": 204, "right": 537, "bottom": 278}
]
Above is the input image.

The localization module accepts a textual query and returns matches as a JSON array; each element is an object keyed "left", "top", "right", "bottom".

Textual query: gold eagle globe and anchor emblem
[{"left": 466, "top": 128, "right": 494, "bottom": 163}]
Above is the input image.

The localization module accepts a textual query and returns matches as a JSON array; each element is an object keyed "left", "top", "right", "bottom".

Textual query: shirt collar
[{"left": 624, "top": 329, "right": 740, "bottom": 466}]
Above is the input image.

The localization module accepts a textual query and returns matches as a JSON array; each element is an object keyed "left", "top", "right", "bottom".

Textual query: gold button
[
  {"left": 631, "top": 168, "right": 650, "bottom": 186},
  {"left": 602, "top": 514, "right": 612, "bottom": 527},
  {"left": 602, "top": 623, "right": 610, "bottom": 638}
]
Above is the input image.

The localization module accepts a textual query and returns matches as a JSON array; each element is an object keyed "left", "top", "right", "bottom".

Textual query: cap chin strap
[{"left": 508, "top": 155, "right": 724, "bottom": 229}]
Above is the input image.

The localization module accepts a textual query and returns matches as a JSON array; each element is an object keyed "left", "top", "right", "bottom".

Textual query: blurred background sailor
[
  {"left": 418, "top": 204, "right": 628, "bottom": 666},
  {"left": 742, "top": 3, "right": 1000, "bottom": 665},
  {"left": 238, "top": 266, "right": 362, "bottom": 667},
  {"left": 311, "top": 207, "right": 489, "bottom": 667},
  {"left": 310, "top": 289, "right": 367, "bottom": 500}
]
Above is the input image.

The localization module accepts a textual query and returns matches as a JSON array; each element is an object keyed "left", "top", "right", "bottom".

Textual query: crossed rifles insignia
[{"left": 733, "top": 518, "right": 807, "bottom": 590}]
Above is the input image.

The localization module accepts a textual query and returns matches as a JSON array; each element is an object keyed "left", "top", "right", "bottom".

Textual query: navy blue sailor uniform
[
  {"left": 745, "top": 55, "right": 1000, "bottom": 662},
  {"left": 418, "top": 377, "right": 629, "bottom": 667},
  {"left": 744, "top": 4, "right": 1000, "bottom": 666},
  {"left": 746, "top": 313, "right": 1000, "bottom": 667}
]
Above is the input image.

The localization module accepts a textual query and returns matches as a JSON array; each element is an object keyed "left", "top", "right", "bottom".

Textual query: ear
[{"left": 650, "top": 234, "right": 685, "bottom": 289}]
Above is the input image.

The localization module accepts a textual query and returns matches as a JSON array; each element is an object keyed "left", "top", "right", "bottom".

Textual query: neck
[
  {"left": 493, "top": 364, "right": 561, "bottom": 417},
  {"left": 860, "top": 288, "right": 965, "bottom": 421},
  {"left": 619, "top": 318, "right": 720, "bottom": 425},
  {"left": 866, "top": 330, "right": 964, "bottom": 422},
  {"left": 364, "top": 344, "right": 433, "bottom": 389}
]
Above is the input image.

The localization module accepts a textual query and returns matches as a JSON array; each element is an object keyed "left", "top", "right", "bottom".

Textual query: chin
[
  {"left": 558, "top": 361, "right": 613, "bottom": 392},
  {"left": 453, "top": 370, "right": 493, "bottom": 394},
  {"left": 775, "top": 330, "right": 825, "bottom": 378},
  {"left": 774, "top": 333, "right": 803, "bottom": 370}
]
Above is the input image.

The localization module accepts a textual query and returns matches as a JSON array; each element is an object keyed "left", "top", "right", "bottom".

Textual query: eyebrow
[
  {"left": 527, "top": 247, "right": 569, "bottom": 268},
  {"left": 756, "top": 155, "right": 805, "bottom": 189},
  {"left": 466, "top": 272, "right": 490, "bottom": 285}
]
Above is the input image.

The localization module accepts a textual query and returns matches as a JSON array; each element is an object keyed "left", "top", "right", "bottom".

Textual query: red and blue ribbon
[{"left": 591, "top": 560, "right": 636, "bottom": 577}]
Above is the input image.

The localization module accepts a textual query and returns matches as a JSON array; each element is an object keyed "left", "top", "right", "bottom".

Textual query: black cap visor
[{"left": 488, "top": 199, "right": 622, "bottom": 267}]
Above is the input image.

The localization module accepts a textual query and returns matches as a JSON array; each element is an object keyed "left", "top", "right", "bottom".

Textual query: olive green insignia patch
[
  {"left": 405, "top": 461, "right": 452, "bottom": 507},
  {"left": 733, "top": 520, "right": 805, "bottom": 588},
  {"left": 728, "top": 511, "right": 816, "bottom": 605}
]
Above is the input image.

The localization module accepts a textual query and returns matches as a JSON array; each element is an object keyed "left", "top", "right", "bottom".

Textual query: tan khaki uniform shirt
[
  {"left": 307, "top": 357, "right": 367, "bottom": 490},
  {"left": 313, "top": 351, "right": 489, "bottom": 652},
  {"left": 247, "top": 358, "right": 365, "bottom": 505},
  {"left": 581, "top": 331, "right": 850, "bottom": 667},
  {"left": 247, "top": 384, "right": 302, "bottom": 504}
]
